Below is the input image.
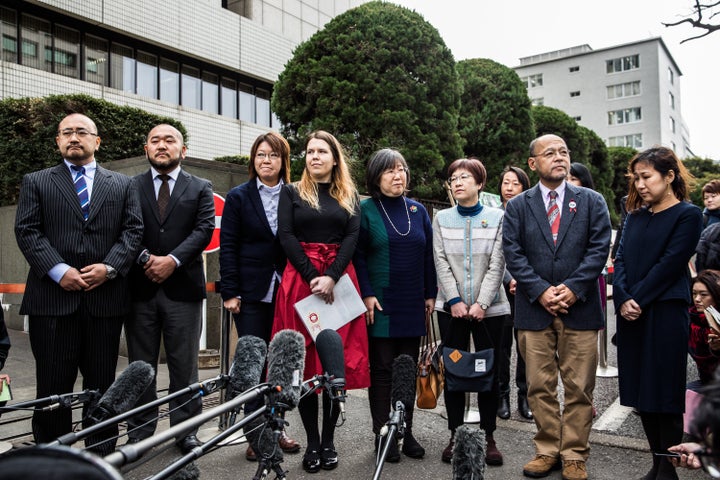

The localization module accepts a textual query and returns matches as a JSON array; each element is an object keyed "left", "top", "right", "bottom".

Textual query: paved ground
[{"left": 0, "top": 301, "right": 708, "bottom": 479}]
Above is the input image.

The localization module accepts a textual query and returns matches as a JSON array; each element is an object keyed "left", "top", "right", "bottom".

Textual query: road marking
[{"left": 593, "top": 397, "right": 634, "bottom": 432}]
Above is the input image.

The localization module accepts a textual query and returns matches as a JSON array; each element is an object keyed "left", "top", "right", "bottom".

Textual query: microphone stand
[
  {"left": 0, "top": 390, "right": 99, "bottom": 413},
  {"left": 145, "top": 404, "right": 267, "bottom": 480},
  {"left": 251, "top": 402, "right": 291, "bottom": 480},
  {"left": 104, "top": 383, "right": 272, "bottom": 468},
  {"left": 46, "top": 375, "right": 228, "bottom": 448},
  {"left": 371, "top": 401, "right": 406, "bottom": 480}
]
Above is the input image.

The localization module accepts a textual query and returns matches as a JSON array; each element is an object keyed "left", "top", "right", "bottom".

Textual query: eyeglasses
[
  {"left": 694, "top": 448, "right": 720, "bottom": 478},
  {"left": 448, "top": 174, "right": 473, "bottom": 185},
  {"left": 532, "top": 148, "right": 570, "bottom": 160},
  {"left": 256, "top": 152, "right": 280, "bottom": 160},
  {"left": 58, "top": 128, "right": 97, "bottom": 138},
  {"left": 383, "top": 166, "right": 408, "bottom": 176}
]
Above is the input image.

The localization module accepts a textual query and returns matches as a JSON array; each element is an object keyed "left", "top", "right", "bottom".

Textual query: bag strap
[{"left": 423, "top": 310, "right": 438, "bottom": 349}]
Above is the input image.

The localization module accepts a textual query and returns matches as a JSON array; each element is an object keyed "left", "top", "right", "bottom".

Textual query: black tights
[
  {"left": 297, "top": 390, "right": 340, "bottom": 452},
  {"left": 639, "top": 411, "right": 682, "bottom": 480}
]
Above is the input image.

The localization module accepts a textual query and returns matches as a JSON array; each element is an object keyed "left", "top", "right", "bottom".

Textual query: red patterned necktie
[{"left": 547, "top": 190, "right": 560, "bottom": 244}]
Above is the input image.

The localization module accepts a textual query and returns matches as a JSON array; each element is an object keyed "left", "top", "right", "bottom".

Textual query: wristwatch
[
  {"left": 104, "top": 264, "right": 118, "bottom": 280},
  {"left": 138, "top": 249, "right": 151, "bottom": 266},
  {"left": 479, "top": 303, "right": 489, "bottom": 311}
]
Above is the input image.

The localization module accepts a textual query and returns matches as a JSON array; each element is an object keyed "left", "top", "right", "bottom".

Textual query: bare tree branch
[{"left": 663, "top": 0, "right": 720, "bottom": 43}]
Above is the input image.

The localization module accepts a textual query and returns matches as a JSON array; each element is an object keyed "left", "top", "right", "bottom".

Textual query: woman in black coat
[{"left": 613, "top": 147, "right": 702, "bottom": 480}]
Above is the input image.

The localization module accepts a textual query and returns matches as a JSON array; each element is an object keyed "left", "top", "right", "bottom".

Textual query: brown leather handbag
[{"left": 416, "top": 312, "right": 444, "bottom": 409}]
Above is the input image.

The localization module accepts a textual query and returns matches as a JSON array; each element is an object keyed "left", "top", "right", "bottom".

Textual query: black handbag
[{"left": 442, "top": 322, "right": 495, "bottom": 393}]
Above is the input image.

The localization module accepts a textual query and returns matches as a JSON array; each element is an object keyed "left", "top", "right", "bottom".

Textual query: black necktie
[{"left": 157, "top": 174, "right": 170, "bottom": 221}]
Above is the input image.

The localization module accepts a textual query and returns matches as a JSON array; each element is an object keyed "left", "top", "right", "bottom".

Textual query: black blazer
[
  {"left": 129, "top": 169, "right": 215, "bottom": 302},
  {"left": 219, "top": 179, "right": 286, "bottom": 302},
  {"left": 15, "top": 163, "right": 143, "bottom": 317}
]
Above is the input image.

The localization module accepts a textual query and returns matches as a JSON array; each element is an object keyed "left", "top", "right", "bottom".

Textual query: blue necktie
[{"left": 71, "top": 165, "right": 89, "bottom": 220}]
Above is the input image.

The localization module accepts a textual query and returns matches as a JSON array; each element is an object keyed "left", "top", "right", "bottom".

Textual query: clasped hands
[
  {"left": 619, "top": 298, "right": 642, "bottom": 321},
  {"left": 539, "top": 283, "right": 577, "bottom": 316},
  {"left": 311, "top": 275, "right": 336, "bottom": 304},
  {"left": 59, "top": 263, "right": 108, "bottom": 292},
  {"left": 143, "top": 254, "right": 176, "bottom": 284}
]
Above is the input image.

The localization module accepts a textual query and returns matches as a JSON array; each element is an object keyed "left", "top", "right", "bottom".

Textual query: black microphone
[
  {"left": 391, "top": 354, "right": 416, "bottom": 413},
  {"left": 86, "top": 360, "right": 155, "bottom": 423},
  {"left": 315, "top": 329, "right": 346, "bottom": 422},
  {"left": 0, "top": 390, "right": 99, "bottom": 413},
  {"left": 451, "top": 425, "right": 486, "bottom": 480},
  {"left": 266, "top": 329, "right": 305, "bottom": 410}
]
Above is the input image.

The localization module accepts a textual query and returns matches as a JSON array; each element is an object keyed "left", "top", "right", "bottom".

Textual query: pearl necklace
[{"left": 378, "top": 196, "right": 411, "bottom": 236}]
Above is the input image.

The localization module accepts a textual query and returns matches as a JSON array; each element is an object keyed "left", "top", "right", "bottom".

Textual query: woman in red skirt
[{"left": 273, "top": 130, "right": 369, "bottom": 473}]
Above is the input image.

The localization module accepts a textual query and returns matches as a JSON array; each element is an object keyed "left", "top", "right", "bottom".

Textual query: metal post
[
  {"left": 596, "top": 272, "right": 618, "bottom": 378},
  {"left": 217, "top": 306, "right": 233, "bottom": 429}
]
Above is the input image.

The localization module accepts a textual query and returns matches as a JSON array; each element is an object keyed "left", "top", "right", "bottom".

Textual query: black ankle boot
[
  {"left": 497, "top": 394, "right": 510, "bottom": 419},
  {"left": 401, "top": 429, "right": 425, "bottom": 458}
]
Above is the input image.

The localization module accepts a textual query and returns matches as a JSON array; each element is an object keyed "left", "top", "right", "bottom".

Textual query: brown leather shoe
[
  {"left": 522, "top": 454, "right": 561, "bottom": 478},
  {"left": 245, "top": 445, "right": 257, "bottom": 461},
  {"left": 485, "top": 435, "right": 503, "bottom": 466},
  {"left": 441, "top": 437, "right": 454, "bottom": 463},
  {"left": 278, "top": 431, "right": 301, "bottom": 453},
  {"left": 562, "top": 460, "right": 588, "bottom": 480}
]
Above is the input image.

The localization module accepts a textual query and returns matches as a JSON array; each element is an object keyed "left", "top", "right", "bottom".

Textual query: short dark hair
[
  {"left": 569, "top": 162, "right": 596, "bottom": 190},
  {"left": 625, "top": 146, "right": 694, "bottom": 211},
  {"left": 497, "top": 165, "right": 530, "bottom": 194},
  {"left": 694, "top": 269, "right": 720, "bottom": 307},
  {"left": 702, "top": 179, "right": 720, "bottom": 196},
  {"left": 365, "top": 148, "right": 409, "bottom": 199},
  {"left": 447, "top": 158, "right": 487, "bottom": 188}
]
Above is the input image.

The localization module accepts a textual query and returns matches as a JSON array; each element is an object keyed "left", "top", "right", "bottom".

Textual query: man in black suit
[
  {"left": 14, "top": 113, "right": 143, "bottom": 454},
  {"left": 125, "top": 124, "right": 214, "bottom": 453}
]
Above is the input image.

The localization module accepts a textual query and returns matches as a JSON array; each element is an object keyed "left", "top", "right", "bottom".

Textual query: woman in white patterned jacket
[{"left": 433, "top": 158, "right": 510, "bottom": 467}]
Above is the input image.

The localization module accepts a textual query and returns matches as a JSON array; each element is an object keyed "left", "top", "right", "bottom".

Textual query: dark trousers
[
  {"left": 125, "top": 289, "right": 202, "bottom": 440},
  {"left": 233, "top": 299, "right": 275, "bottom": 413},
  {"left": 498, "top": 325, "right": 527, "bottom": 397},
  {"left": 29, "top": 310, "right": 124, "bottom": 455},
  {"left": 437, "top": 311, "right": 505, "bottom": 434},
  {"left": 368, "top": 336, "right": 420, "bottom": 434}
]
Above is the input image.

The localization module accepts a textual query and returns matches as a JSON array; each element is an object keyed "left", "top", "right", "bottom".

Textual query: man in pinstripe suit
[{"left": 14, "top": 113, "right": 143, "bottom": 455}]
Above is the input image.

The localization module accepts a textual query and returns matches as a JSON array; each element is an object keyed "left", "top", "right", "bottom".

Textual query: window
[
  {"left": 570, "top": 91, "right": 580, "bottom": 97},
  {"left": 607, "top": 81, "right": 641, "bottom": 99},
  {"left": 136, "top": 51, "right": 158, "bottom": 99},
  {"left": 670, "top": 117, "right": 676, "bottom": 133},
  {"left": 669, "top": 91, "right": 675, "bottom": 109},
  {"left": 21, "top": 14, "right": 51, "bottom": 72},
  {"left": 608, "top": 107, "right": 642, "bottom": 125},
  {"left": 668, "top": 67, "right": 674, "bottom": 85},
  {"left": 220, "top": 77, "right": 237, "bottom": 119},
  {"left": 607, "top": 134, "right": 643, "bottom": 148},
  {"left": 569, "top": 66, "right": 579, "bottom": 73},
  {"left": 256, "top": 88, "right": 270, "bottom": 127},
  {"left": 1, "top": 7, "right": 17, "bottom": 63},
  {"left": 53, "top": 25, "right": 79, "bottom": 78},
  {"left": 159, "top": 58, "right": 179, "bottom": 104},
  {"left": 110, "top": 43, "right": 135, "bottom": 92},
  {"left": 181, "top": 65, "right": 201, "bottom": 109},
  {"left": 202, "top": 72, "right": 218, "bottom": 114},
  {"left": 573, "top": 116, "right": 582, "bottom": 122},
  {"left": 606, "top": 54, "right": 640, "bottom": 73},
  {"left": 239, "top": 83, "right": 255, "bottom": 122},
  {"left": 531, "top": 97, "right": 544, "bottom": 106},
  {"left": 521, "top": 73, "right": 543, "bottom": 88},
  {"left": 84, "top": 34, "right": 107, "bottom": 85}
]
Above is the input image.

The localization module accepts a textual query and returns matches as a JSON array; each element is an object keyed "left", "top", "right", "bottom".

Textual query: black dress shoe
[
  {"left": 126, "top": 437, "right": 142, "bottom": 445},
  {"left": 518, "top": 395, "right": 533, "bottom": 420},
  {"left": 320, "top": 447, "right": 338, "bottom": 470},
  {"left": 497, "top": 395, "right": 511, "bottom": 419},
  {"left": 302, "top": 449, "right": 321, "bottom": 473},
  {"left": 178, "top": 435, "right": 202, "bottom": 454}
]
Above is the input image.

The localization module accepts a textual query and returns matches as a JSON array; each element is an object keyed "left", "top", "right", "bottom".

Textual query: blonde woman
[{"left": 272, "top": 131, "right": 370, "bottom": 473}]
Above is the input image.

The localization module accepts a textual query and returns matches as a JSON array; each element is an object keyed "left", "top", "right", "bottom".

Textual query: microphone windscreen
[
  {"left": 266, "top": 329, "right": 305, "bottom": 409},
  {"left": 390, "top": 354, "right": 416, "bottom": 410},
  {"left": 96, "top": 361, "right": 154, "bottom": 417},
  {"left": 228, "top": 335, "right": 267, "bottom": 400},
  {"left": 315, "top": 329, "right": 345, "bottom": 385},
  {"left": 167, "top": 461, "right": 200, "bottom": 480},
  {"left": 452, "top": 425, "right": 486, "bottom": 480}
]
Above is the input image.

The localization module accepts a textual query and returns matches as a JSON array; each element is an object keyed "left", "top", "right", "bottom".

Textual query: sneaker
[
  {"left": 485, "top": 435, "right": 503, "bottom": 466},
  {"left": 522, "top": 454, "right": 561, "bottom": 478},
  {"left": 562, "top": 460, "right": 588, "bottom": 480}
]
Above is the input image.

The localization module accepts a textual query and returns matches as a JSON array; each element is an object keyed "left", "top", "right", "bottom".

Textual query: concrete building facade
[
  {"left": 0, "top": 0, "right": 364, "bottom": 159},
  {"left": 513, "top": 38, "right": 691, "bottom": 157}
]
